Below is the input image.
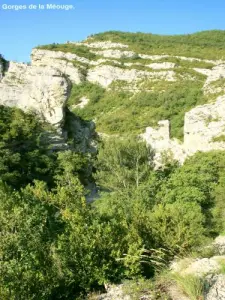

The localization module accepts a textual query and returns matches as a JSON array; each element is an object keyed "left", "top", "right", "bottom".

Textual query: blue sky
[{"left": 1, "top": 0, "right": 225, "bottom": 62}]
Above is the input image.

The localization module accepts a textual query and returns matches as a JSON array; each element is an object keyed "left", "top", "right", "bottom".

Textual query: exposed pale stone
[
  {"left": 195, "top": 64, "right": 225, "bottom": 83},
  {"left": 147, "top": 62, "right": 175, "bottom": 69},
  {"left": 141, "top": 121, "right": 187, "bottom": 167},
  {"left": 91, "top": 49, "right": 137, "bottom": 59},
  {"left": 87, "top": 65, "right": 175, "bottom": 87},
  {"left": 0, "top": 61, "right": 70, "bottom": 126},
  {"left": 32, "top": 49, "right": 123, "bottom": 68},
  {"left": 72, "top": 96, "right": 89, "bottom": 109},
  {"left": 206, "top": 275, "right": 225, "bottom": 300},
  {"left": 32, "top": 48, "right": 90, "bottom": 66},
  {"left": 139, "top": 54, "right": 224, "bottom": 65},
  {"left": 171, "top": 256, "right": 225, "bottom": 277},
  {"left": 142, "top": 95, "right": 225, "bottom": 166},
  {"left": 33, "top": 57, "right": 83, "bottom": 84},
  {"left": 213, "top": 236, "right": 225, "bottom": 255},
  {"left": 73, "top": 41, "right": 129, "bottom": 49},
  {"left": 3, "top": 43, "right": 225, "bottom": 166},
  {"left": 184, "top": 95, "right": 225, "bottom": 154}
]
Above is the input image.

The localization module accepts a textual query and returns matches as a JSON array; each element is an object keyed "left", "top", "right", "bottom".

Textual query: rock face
[
  {"left": 87, "top": 65, "right": 175, "bottom": 87},
  {"left": 195, "top": 64, "right": 225, "bottom": 86},
  {"left": 31, "top": 49, "right": 176, "bottom": 88},
  {"left": 184, "top": 95, "right": 225, "bottom": 154},
  {"left": 206, "top": 275, "right": 225, "bottom": 300},
  {"left": 72, "top": 96, "right": 89, "bottom": 109},
  {"left": 92, "top": 49, "right": 136, "bottom": 59},
  {"left": 75, "top": 41, "right": 129, "bottom": 49},
  {"left": 142, "top": 95, "right": 225, "bottom": 165},
  {"left": 0, "top": 61, "right": 70, "bottom": 126},
  {"left": 2, "top": 38, "right": 225, "bottom": 165},
  {"left": 171, "top": 256, "right": 225, "bottom": 277},
  {"left": 141, "top": 120, "right": 187, "bottom": 167},
  {"left": 32, "top": 49, "right": 85, "bottom": 84},
  {"left": 214, "top": 236, "right": 225, "bottom": 255}
]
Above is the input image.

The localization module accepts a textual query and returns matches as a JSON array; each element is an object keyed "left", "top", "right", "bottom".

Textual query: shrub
[{"left": 150, "top": 201, "right": 206, "bottom": 253}]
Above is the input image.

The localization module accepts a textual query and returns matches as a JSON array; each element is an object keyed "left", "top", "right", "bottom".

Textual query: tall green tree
[{"left": 95, "top": 137, "right": 153, "bottom": 191}]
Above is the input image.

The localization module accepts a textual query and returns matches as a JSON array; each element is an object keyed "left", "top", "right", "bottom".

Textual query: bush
[{"left": 150, "top": 201, "right": 206, "bottom": 253}]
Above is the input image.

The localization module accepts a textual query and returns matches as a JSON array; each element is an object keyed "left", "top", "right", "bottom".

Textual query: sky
[{"left": 0, "top": 0, "right": 225, "bottom": 62}]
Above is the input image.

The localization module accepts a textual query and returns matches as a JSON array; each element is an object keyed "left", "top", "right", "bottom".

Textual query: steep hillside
[
  {"left": 30, "top": 30, "right": 225, "bottom": 165},
  {"left": 87, "top": 30, "right": 225, "bottom": 59},
  {"left": 2, "top": 31, "right": 225, "bottom": 300}
]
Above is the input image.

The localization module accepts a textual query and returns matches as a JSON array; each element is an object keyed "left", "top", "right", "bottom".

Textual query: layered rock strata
[
  {"left": 0, "top": 61, "right": 70, "bottom": 126},
  {"left": 142, "top": 95, "right": 225, "bottom": 165}
]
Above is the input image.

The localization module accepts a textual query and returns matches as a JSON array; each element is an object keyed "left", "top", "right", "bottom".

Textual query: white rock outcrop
[
  {"left": 0, "top": 61, "right": 70, "bottom": 126},
  {"left": 74, "top": 41, "right": 129, "bottom": 49},
  {"left": 184, "top": 95, "right": 225, "bottom": 154},
  {"left": 171, "top": 256, "right": 225, "bottom": 277},
  {"left": 214, "top": 236, "right": 225, "bottom": 255},
  {"left": 194, "top": 64, "right": 225, "bottom": 94},
  {"left": 142, "top": 95, "right": 225, "bottom": 165},
  {"left": 2, "top": 40, "right": 225, "bottom": 163},
  {"left": 206, "top": 275, "right": 225, "bottom": 300},
  {"left": 32, "top": 48, "right": 90, "bottom": 66},
  {"left": 91, "top": 49, "right": 137, "bottom": 59},
  {"left": 141, "top": 120, "right": 186, "bottom": 167},
  {"left": 72, "top": 96, "right": 89, "bottom": 109},
  {"left": 31, "top": 49, "right": 84, "bottom": 84},
  {"left": 32, "top": 49, "right": 177, "bottom": 88},
  {"left": 147, "top": 62, "right": 176, "bottom": 69},
  {"left": 87, "top": 65, "right": 175, "bottom": 87}
]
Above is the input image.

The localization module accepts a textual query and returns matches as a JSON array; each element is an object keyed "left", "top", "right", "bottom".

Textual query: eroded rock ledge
[
  {"left": 0, "top": 61, "right": 70, "bottom": 126},
  {"left": 142, "top": 95, "right": 225, "bottom": 166}
]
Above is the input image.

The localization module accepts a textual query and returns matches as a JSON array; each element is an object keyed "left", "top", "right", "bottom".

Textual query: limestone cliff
[
  {"left": 142, "top": 94, "right": 225, "bottom": 166},
  {"left": 0, "top": 61, "right": 70, "bottom": 126},
  {"left": 2, "top": 34, "right": 225, "bottom": 164}
]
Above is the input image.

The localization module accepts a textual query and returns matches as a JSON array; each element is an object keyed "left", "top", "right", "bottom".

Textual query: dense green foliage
[
  {"left": 94, "top": 137, "right": 153, "bottom": 190},
  {"left": 1, "top": 106, "right": 225, "bottom": 299},
  {"left": 0, "top": 106, "right": 90, "bottom": 188},
  {"left": 38, "top": 30, "right": 225, "bottom": 60},
  {"left": 89, "top": 30, "right": 225, "bottom": 59},
  {"left": 0, "top": 106, "right": 56, "bottom": 188},
  {"left": 69, "top": 80, "right": 206, "bottom": 139}
]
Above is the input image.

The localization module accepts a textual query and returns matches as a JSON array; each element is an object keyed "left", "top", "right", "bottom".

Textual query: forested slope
[{"left": 1, "top": 31, "right": 225, "bottom": 299}]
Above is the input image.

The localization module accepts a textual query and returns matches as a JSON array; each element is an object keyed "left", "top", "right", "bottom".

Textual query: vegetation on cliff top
[
  {"left": 89, "top": 30, "right": 225, "bottom": 60},
  {"left": 36, "top": 43, "right": 99, "bottom": 60},
  {"left": 37, "top": 30, "right": 225, "bottom": 61}
]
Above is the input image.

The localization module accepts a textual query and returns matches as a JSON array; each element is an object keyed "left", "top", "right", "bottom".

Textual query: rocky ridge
[{"left": 2, "top": 38, "right": 225, "bottom": 163}]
